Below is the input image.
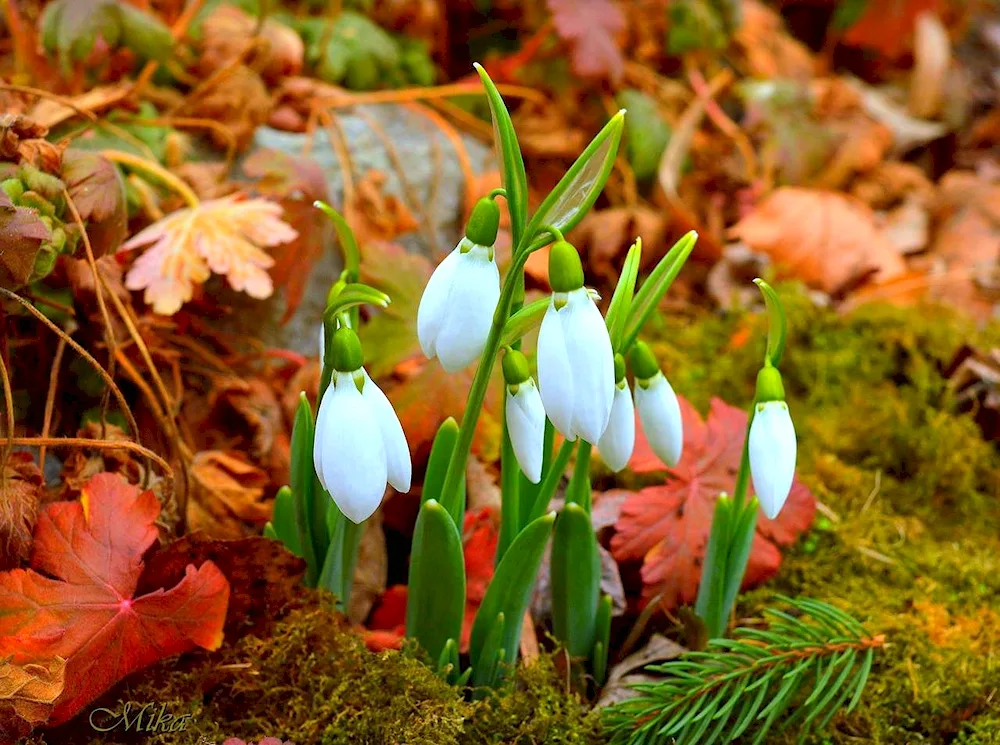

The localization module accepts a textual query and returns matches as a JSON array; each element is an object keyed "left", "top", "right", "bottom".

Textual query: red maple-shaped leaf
[
  {"left": 547, "top": 0, "right": 626, "bottom": 83},
  {"left": 364, "top": 508, "right": 497, "bottom": 653},
  {"left": 0, "top": 473, "right": 230, "bottom": 725},
  {"left": 611, "top": 397, "right": 815, "bottom": 608}
]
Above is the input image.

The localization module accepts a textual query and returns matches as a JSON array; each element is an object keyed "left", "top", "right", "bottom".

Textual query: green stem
[
  {"left": 528, "top": 438, "right": 576, "bottom": 524},
  {"left": 566, "top": 441, "right": 592, "bottom": 514}
]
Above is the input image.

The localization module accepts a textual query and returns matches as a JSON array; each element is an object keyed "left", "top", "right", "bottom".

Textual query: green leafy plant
[{"left": 603, "top": 597, "right": 884, "bottom": 745}]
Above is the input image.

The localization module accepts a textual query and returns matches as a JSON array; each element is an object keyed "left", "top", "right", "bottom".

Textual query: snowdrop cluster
[{"left": 312, "top": 198, "right": 796, "bottom": 526}]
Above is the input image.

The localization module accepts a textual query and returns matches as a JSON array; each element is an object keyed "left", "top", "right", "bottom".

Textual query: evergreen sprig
[{"left": 603, "top": 597, "right": 884, "bottom": 745}]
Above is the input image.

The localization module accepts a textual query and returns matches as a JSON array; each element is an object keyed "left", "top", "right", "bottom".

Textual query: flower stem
[
  {"left": 100, "top": 149, "right": 201, "bottom": 209},
  {"left": 439, "top": 250, "right": 531, "bottom": 517},
  {"left": 566, "top": 441, "right": 592, "bottom": 513}
]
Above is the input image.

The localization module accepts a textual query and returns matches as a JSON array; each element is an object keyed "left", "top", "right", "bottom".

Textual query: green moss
[
  {"left": 645, "top": 286, "right": 1000, "bottom": 744},
  {"left": 33, "top": 604, "right": 599, "bottom": 745}
]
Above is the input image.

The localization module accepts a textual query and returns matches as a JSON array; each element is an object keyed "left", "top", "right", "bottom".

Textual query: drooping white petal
[
  {"left": 361, "top": 368, "right": 412, "bottom": 493},
  {"left": 537, "top": 297, "right": 576, "bottom": 441},
  {"left": 561, "top": 288, "right": 615, "bottom": 443},
  {"left": 598, "top": 382, "right": 635, "bottom": 472},
  {"left": 506, "top": 380, "right": 546, "bottom": 483},
  {"left": 635, "top": 373, "right": 683, "bottom": 468},
  {"left": 313, "top": 375, "right": 337, "bottom": 491},
  {"left": 433, "top": 245, "right": 500, "bottom": 372},
  {"left": 316, "top": 381, "right": 389, "bottom": 523},
  {"left": 417, "top": 246, "right": 462, "bottom": 360},
  {"left": 748, "top": 400, "right": 797, "bottom": 519},
  {"left": 318, "top": 324, "right": 326, "bottom": 367}
]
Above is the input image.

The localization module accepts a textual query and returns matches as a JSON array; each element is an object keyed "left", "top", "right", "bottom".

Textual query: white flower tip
[{"left": 748, "top": 400, "right": 797, "bottom": 520}]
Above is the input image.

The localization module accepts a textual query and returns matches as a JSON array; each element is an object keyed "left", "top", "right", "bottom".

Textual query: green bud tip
[
  {"left": 501, "top": 348, "right": 531, "bottom": 386},
  {"left": 548, "top": 240, "right": 584, "bottom": 293},
  {"left": 613, "top": 353, "right": 626, "bottom": 384},
  {"left": 330, "top": 326, "right": 364, "bottom": 372},
  {"left": 629, "top": 341, "right": 660, "bottom": 381},
  {"left": 465, "top": 197, "right": 500, "bottom": 246},
  {"left": 755, "top": 363, "right": 785, "bottom": 403}
]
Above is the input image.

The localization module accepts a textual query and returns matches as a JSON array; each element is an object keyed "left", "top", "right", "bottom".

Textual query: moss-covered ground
[
  {"left": 27, "top": 287, "right": 1000, "bottom": 744},
  {"left": 649, "top": 285, "right": 1000, "bottom": 744}
]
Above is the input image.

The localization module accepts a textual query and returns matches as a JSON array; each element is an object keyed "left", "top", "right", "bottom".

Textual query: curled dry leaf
[
  {"left": 0, "top": 657, "right": 66, "bottom": 741},
  {"left": 200, "top": 4, "right": 304, "bottom": 83},
  {"left": 729, "top": 186, "right": 907, "bottom": 295},
  {"left": 179, "top": 66, "right": 273, "bottom": 151},
  {"left": 841, "top": 0, "right": 941, "bottom": 59},
  {"left": 119, "top": 195, "right": 297, "bottom": 316},
  {"left": 613, "top": 397, "right": 816, "bottom": 608},
  {"left": 0, "top": 452, "right": 42, "bottom": 570},
  {"left": 347, "top": 512, "right": 388, "bottom": 625},
  {"left": 731, "top": 0, "right": 814, "bottom": 81},
  {"left": 349, "top": 170, "right": 420, "bottom": 246},
  {"left": 188, "top": 451, "right": 272, "bottom": 539},
  {"left": 572, "top": 206, "right": 668, "bottom": 286},
  {"left": 0, "top": 473, "right": 229, "bottom": 724}
]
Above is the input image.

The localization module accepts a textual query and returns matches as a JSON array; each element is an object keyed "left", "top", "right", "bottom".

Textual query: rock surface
[{"left": 215, "top": 105, "right": 494, "bottom": 356}]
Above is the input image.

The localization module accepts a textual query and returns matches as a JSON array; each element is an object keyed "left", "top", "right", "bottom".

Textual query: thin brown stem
[{"left": 39, "top": 337, "right": 67, "bottom": 470}]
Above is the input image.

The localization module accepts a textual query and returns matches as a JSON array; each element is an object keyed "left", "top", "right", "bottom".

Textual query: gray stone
[{"left": 214, "top": 105, "right": 494, "bottom": 357}]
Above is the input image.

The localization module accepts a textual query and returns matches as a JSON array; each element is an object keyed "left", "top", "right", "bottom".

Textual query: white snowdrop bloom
[
  {"left": 631, "top": 341, "right": 682, "bottom": 468},
  {"left": 502, "top": 349, "right": 545, "bottom": 483},
  {"left": 598, "top": 376, "right": 635, "bottom": 473},
  {"left": 417, "top": 199, "right": 501, "bottom": 372},
  {"left": 749, "top": 400, "right": 797, "bottom": 519},
  {"left": 536, "top": 241, "right": 614, "bottom": 445},
  {"left": 313, "top": 327, "right": 411, "bottom": 523}
]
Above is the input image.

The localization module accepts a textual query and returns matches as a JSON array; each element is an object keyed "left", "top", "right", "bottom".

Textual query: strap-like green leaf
[
  {"left": 694, "top": 494, "right": 732, "bottom": 638},
  {"left": 264, "top": 485, "right": 303, "bottom": 558},
  {"left": 424, "top": 418, "right": 466, "bottom": 527},
  {"left": 622, "top": 230, "right": 698, "bottom": 353},
  {"left": 523, "top": 111, "right": 625, "bottom": 250},
  {"left": 290, "top": 393, "right": 321, "bottom": 585},
  {"left": 551, "top": 503, "right": 601, "bottom": 658},
  {"left": 406, "top": 499, "right": 466, "bottom": 665},
  {"left": 753, "top": 278, "right": 787, "bottom": 368},
  {"left": 469, "top": 512, "right": 555, "bottom": 685},
  {"left": 474, "top": 64, "right": 529, "bottom": 247},
  {"left": 471, "top": 612, "right": 507, "bottom": 692},
  {"left": 592, "top": 594, "right": 613, "bottom": 685},
  {"left": 314, "top": 200, "right": 361, "bottom": 281},
  {"left": 499, "top": 296, "right": 549, "bottom": 348},
  {"left": 605, "top": 239, "right": 642, "bottom": 350}
]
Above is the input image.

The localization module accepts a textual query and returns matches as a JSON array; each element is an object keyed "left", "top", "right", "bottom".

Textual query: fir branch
[{"left": 602, "top": 597, "right": 884, "bottom": 745}]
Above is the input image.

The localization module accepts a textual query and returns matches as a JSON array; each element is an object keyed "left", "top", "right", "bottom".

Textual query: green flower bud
[
  {"left": 31, "top": 246, "right": 58, "bottom": 282},
  {"left": 548, "top": 240, "right": 584, "bottom": 293},
  {"left": 755, "top": 364, "right": 785, "bottom": 403},
  {"left": 19, "top": 165, "right": 65, "bottom": 202},
  {"left": 465, "top": 197, "right": 500, "bottom": 247},
  {"left": 501, "top": 348, "right": 531, "bottom": 386},
  {"left": 49, "top": 227, "right": 67, "bottom": 253},
  {"left": 20, "top": 190, "right": 55, "bottom": 217},
  {"left": 1, "top": 178, "right": 24, "bottom": 202},
  {"left": 629, "top": 341, "right": 660, "bottom": 383},
  {"left": 330, "top": 326, "right": 365, "bottom": 372},
  {"left": 613, "top": 353, "right": 626, "bottom": 384}
]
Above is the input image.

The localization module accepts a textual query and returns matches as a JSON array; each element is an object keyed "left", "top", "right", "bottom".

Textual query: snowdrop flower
[
  {"left": 598, "top": 354, "right": 635, "bottom": 472},
  {"left": 417, "top": 198, "right": 501, "bottom": 372},
  {"left": 314, "top": 326, "right": 411, "bottom": 523},
  {"left": 502, "top": 349, "right": 546, "bottom": 483},
  {"left": 748, "top": 365, "right": 797, "bottom": 519},
  {"left": 537, "top": 241, "right": 615, "bottom": 444},
  {"left": 630, "top": 341, "right": 683, "bottom": 468}
]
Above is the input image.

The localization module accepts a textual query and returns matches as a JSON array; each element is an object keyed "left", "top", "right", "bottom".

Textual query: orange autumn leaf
[
  {"left": 729, "top": 187, "right": 907, "bottom": 295},
  {"left": 119, "top": 195, "right": 297, "bottom": 315},
  {"left": 841, "top": 0, "right": 940, "bottom": 59},
  {"left": 613, "top": 397, "right": 816, "bottom": 608},
  {"left": 0, "top": 657, "right": 65, "bottom": 741},
  {"left": 0, "top": 473, "right": 230, "bottom": 725}
]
